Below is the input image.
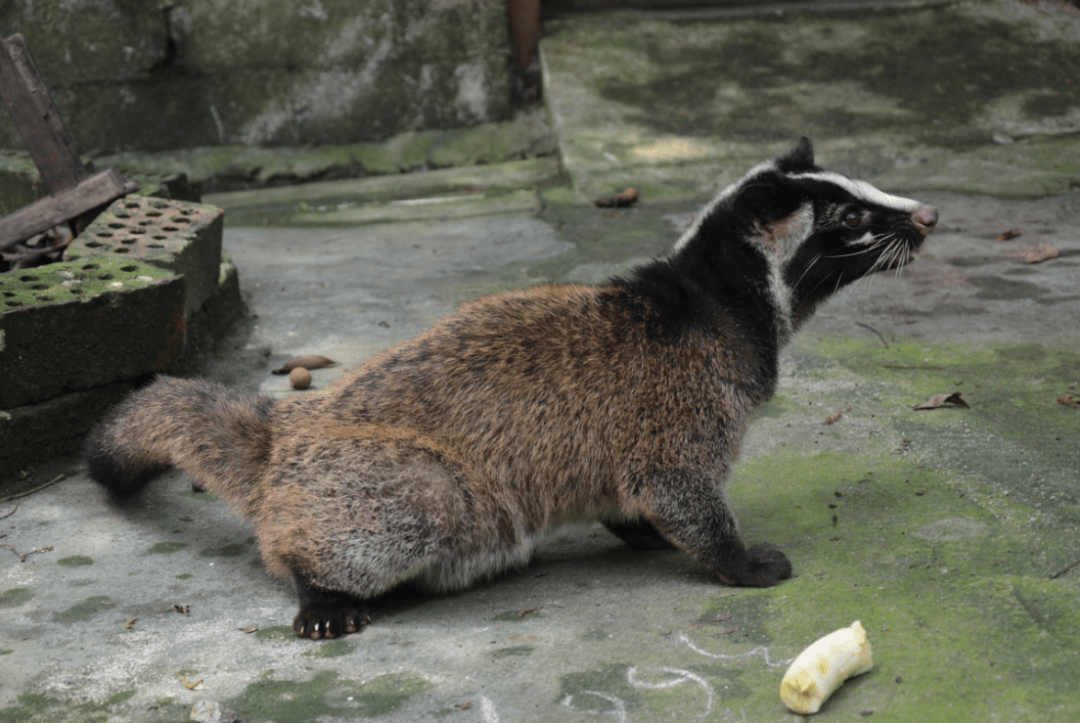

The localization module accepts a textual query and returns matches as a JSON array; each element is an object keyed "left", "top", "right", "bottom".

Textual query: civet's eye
[{"left": 843, "top": 211, "right": 862, "bottom": 228}]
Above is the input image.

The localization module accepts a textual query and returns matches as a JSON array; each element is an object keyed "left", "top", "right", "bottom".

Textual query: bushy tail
[{"left": 83, "top": 376, "right": 276, "bottom": 516}]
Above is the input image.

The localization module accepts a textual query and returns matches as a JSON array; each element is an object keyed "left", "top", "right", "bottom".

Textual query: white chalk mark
[
  {"left": 678, "top": 634, "right": 794, "bottom": 668},
  {"left": 561, "top": 691, "right": 628, "bottom": 722},
  {"left": 479, "top": 695, "right": 499, "bottom": 723},
  {"left": 627, "top": 666, "right": 714, "bottom": 716}
]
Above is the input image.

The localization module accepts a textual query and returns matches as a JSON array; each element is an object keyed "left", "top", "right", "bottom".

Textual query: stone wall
[{"left": 0, "top": 0, "right": 511, "bottom": 154}]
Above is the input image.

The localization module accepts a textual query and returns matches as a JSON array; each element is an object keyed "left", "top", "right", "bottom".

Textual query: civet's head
[{"left": 672, "top": 137, "right": 937, "bottom": 331}]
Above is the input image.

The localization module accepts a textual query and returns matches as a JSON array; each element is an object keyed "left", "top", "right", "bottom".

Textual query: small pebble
[{"left": 289, "top": 367, "right": 312, "bottom": 390}]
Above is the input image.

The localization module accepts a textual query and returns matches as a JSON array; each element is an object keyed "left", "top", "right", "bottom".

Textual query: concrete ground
[{"left": 2, "top": 1, "right": 1079, "bottom": 721}]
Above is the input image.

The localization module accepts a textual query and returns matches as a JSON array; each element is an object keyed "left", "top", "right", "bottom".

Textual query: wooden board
[
  {"left": 0, "top": 33, "right": 87, "bottom": 195},
  {"left": 0, "top": 168, "right": 130, "bottom": 251}
]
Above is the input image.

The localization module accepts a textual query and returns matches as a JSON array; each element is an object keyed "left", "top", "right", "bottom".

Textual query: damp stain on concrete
[
  {"left": 198, "top": 542, "right": 251, "bottom": 558},
  {"left": 302, "top": 639, "right": 355, "bottom": 659},
  {"left": 968, "top": 275, "right": 1047, "bottom": 300},
  {"left": 491, "top": 645, "right": 534, "bottom": 659},
  {"left": 104, "top": 690, "right": 136, "bottom": 706},
  {"left": 493, "top": 609, "right": 546, "bottom": 622},
  {"left": 56, "top": 556, "right": 94, "bottom": 567}
]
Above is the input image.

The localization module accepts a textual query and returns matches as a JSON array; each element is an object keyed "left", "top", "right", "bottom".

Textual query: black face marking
[{"left": 663, "top": 139, "right": 935, "bottom": 341}]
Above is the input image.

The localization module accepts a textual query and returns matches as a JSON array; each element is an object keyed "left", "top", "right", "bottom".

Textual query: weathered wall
[{"left": 0, "top": 0, "right": 511, "bottom": 153}]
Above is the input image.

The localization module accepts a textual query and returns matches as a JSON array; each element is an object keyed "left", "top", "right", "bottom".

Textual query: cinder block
[
  {"left": 68, "top": 196, "right": 224, "bottom": 314},
  {"left": 0, "top": 257, "right": 186, "bottom": 409},
  {"left": 0, "top": 379, "right": 142, "bottom": 480}
]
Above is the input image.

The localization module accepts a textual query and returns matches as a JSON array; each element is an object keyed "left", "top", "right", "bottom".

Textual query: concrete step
[{"left": 541, "top": 0, "right": 1080, "bottom": 200}]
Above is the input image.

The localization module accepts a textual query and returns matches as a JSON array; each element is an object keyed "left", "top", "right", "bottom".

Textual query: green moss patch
[
  {"left": 53, "top": 596, "right": 112, "bottom": 624},
  {"left": 253, "top": 625, "right": 298, "bottom": 642},
  {"left": 230, "top": 671, "right": 431, "bottom": 722},
  {"left": 0, "top": 588, "right": 32, "bottom": 609},
  {"left": 709, "top": 332, "right": 1080, "bottom": 719},
  {"left": 148, "top": 542, "right": 187, "bottom": 555}
]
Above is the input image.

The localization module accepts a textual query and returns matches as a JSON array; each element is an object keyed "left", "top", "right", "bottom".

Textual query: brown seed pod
[
  {"left": 594, "top": 187, "right": 639, "bottom": 208},
  {"left": 289, "top": 367, "right": 312, "bottom": 390},
  {"left": 272, "top": 354, "right": 337, "bottom": 374}
]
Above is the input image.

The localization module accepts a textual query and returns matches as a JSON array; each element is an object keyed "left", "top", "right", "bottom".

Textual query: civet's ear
[{"left": 774, "top": 136, "right": 815, "bottom": 174}]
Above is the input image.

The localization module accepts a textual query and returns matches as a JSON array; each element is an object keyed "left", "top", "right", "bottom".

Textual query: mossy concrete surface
[
  {"left": 0, "top": 0, "right": 511, "bottom": 153},
  {"left": 2, "top": 184, "right": 1077, "bottom": 720},
  {"left": 541, "top": 0, "right": 1080, "bottom": 200},
  {"left": 2, "top": 1, "right": 1079, "bottom": 721}
]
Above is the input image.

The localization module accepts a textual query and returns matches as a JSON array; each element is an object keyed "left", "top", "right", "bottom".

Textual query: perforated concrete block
[
  {"left": 68, "top": 196, "right": 224, "bottom": 314},
  {"left": 0, "top": 257, "right": 186, "bottom": 409}
]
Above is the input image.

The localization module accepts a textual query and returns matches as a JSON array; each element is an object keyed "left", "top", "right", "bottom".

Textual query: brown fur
[
  {"left": 84, "top": 282, "right": 784, "bottom": 637},
  {"left": 85, "top": 138, "right": 936, "bottom": 638},
  {"left": 257, "top": 284, "right": 760, "bottom": 578}
]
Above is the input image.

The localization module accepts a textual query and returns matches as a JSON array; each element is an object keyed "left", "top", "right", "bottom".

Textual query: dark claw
[
  {"left": 292, "top": 604, "right": 370, "bottom": 640},
  {"left": 291, "top": 569, "right": 370, "bottom": 640}
]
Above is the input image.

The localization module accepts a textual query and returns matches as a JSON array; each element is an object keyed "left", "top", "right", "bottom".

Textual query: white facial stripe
[
  {"left": 848, "top": 230, "right": 878, "bottom": 247},
  {"left": 670, "top": 160, "right": 778, "bottom": 254},
  {"left": 793, "top": 171, "right": 920, "bottom": 213}
]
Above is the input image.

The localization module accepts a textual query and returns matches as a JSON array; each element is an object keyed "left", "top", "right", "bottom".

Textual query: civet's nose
[{"left": 912, "top": 205, "right": 938, "bottom": 237}]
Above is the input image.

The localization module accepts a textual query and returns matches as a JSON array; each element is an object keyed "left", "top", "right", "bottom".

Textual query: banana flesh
[{"left": 780, "top": 620, "right": 873, "bottom": 714}]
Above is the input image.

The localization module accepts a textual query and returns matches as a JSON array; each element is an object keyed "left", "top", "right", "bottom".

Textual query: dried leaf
[
  {"left": 125, "top": 618, "right": 138, "bottom": 629},
  {"left": 1058, "top": 395, "right": 1079, "bottom": 408},
  {"left": 824, "top": 407, "right": 852, "bottom": 425},
  {"left": 240, "top": 626, "right": 259, "bottom": 634},
  {"left": 457, "top": 702, "right": 472, "bottom": 710},
  {"left": 1026, "top": 243, "right": 1059, "bottom": 264},
  {"left": 913, "top": 392, "right": 970, "bottom": 410},
  {"left": 179, "top": 676, "right": 202, "bottom": 691},
  {"left": 996, "top": 229, "right": 1022, "bottom": 242},
  {"left": 272, "top": 355, "right": 337, "bottom": 374},
  {"left": 594, "top": 187, "right": 639, "bottom": 208}
]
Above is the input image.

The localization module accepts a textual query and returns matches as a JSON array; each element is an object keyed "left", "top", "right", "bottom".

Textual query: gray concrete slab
[
  {"left": 541, "top": 0, "right": 1080, "bottom": 200},
  {"left": 3, "top": 1, "right": 1080, "bottom": 722}
]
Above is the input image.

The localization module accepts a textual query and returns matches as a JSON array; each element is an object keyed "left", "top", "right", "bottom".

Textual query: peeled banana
[{"left": 780, "top": 620, "right": 873, "bottom": 715}]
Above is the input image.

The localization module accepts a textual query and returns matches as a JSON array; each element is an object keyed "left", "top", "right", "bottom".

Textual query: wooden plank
[
  {"left": 0, "top": 168, "right": 130, "bottom": 251},
  {"left": 0, "top": 33, "right": 87, "bottom": 195}
]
